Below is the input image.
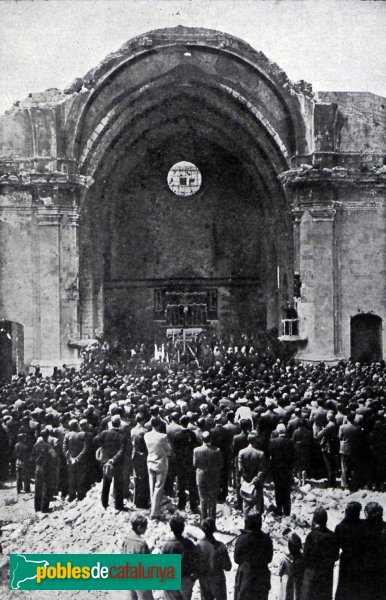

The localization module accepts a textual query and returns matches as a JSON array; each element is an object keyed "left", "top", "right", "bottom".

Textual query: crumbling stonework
[{"left": 0, "top": 27, "right": 384, "bottom": 371}]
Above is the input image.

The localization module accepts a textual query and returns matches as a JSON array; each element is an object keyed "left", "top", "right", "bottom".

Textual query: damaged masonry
[{"left": 0, "top": 26, "right": 384, "bottom": 377}]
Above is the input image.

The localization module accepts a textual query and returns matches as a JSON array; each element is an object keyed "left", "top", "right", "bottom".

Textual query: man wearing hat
[{"left": 269, "top": 424, "right": 294, "bottom": 516}]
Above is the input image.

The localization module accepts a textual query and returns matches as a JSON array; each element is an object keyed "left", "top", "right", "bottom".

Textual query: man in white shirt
[{"left": 144, "top": 417, "right": 171, "bottom": 519}]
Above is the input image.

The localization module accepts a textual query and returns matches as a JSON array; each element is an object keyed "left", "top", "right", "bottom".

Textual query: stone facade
[{"left": 0, "top": 27, "right": 384, "bottom": 373}]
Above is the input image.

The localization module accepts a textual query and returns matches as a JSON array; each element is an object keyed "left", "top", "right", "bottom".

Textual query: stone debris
[{"left": 1, "top": 480, "right": 386, "bottom": 599}]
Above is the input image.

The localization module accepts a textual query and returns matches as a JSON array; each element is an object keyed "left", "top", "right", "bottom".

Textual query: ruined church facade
[{"left": 0, "top": 27, "right": 385, "bottom": 375}]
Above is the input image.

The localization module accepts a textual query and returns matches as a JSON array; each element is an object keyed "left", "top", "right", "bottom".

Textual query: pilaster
[{"left": 0, "top": 164, "right": 91, "bottom": 371}]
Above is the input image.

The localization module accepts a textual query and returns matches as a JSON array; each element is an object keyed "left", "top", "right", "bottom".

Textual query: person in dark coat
[
  {"left": 95, "top": 415, "right": 126, "bottom": 511},
  {"left": 232, "top": 420, "right": 251, "bottom": 510},
  {"left": 292, "top": 419, "right": 313, "bottom": 486},
  {"left": 197, "top": 517, "right": 232, "bottom": 600},
  {"left": 165, "top": 412, "right": 182, "bottom": 497},
  {"left": 210, "top": 415, "right": 232, "bottom": 502},
  {"left": 223, "top": 411, "right": 241, "bottom": 488},
  {"left": 223, "top": 411, "right": 241, "bottom": 438},
  {"left": 31, "top": 429, "right": 52, "bottom": 512},
  {"left": 339, "top": 412, "right": 362, "bottom": 490},
  {"left": 63, "top": 419, "right": 89, "bottom": 501},
  {"left": 287, "top": 408, "right": 302, "bottom": 437},
  {"left": 172, "top": 415, "right": 199, "bottom": 512},
  {"left": 361, "top": 501, "right": 386, "bottom": 600},
  {"left": 269, "top": 424, "right": 294, "bottom": 516},
  {"left": 234, "top": 512, "right": 273, "bottom": 600},
  {"left": 259, "top": 404, "right": 279, "bottom": 460},
  {"left": 317, "top": 412, "right": 339, "bottom": 487},
  {"left": 301, "top": 507, "right": 339, "bottom": 600},
  {"left": 131, "top": 413, "right": 150, "bottom": 508},
  {"left": 79, "top": 417, "right": 97, "bottom": 493},
  {"left": 334, "top": 501, "right": 364, "bottom": 600},
  {"left": 238, "top": 431, "right": 266, "bottom": 515},
  {"left": 193, "top": 431, "right": 223, "bottom": 525}
]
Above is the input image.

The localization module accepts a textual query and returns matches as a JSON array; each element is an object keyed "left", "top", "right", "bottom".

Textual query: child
[{"left": 279, "top": 532, "right": 305, "bottom": 600}]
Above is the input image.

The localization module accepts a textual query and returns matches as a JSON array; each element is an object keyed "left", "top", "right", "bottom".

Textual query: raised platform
[{"left": 166, "top": 327, "right": 205, "bottom": 340}]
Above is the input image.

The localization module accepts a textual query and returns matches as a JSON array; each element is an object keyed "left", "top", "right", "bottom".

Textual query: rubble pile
[{"left": 1, "top": 481, "right": 386, "bottom": 600}]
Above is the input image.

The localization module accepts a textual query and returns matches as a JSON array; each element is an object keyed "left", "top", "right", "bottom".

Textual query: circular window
[{"left": 167, "top": 161, "right": 202, "bottom": 196}]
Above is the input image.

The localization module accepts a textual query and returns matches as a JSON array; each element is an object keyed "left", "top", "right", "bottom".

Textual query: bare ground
[{"left": 0, "top": 478, "right": 385, "bottom": 600}]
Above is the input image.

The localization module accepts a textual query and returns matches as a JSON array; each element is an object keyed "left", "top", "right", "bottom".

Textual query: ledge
[
  {"left": 278, "top": 335, "right": 308, "bottom": 342},
  {"left": 280, "top": 165, "right": 386, "bottom": 187},
  {"left": 68, "top": 339, "right": 98, "bottom": 349}
]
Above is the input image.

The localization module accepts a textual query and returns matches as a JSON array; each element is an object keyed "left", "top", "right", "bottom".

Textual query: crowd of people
[{"left": 0, "top": 337, "right": 385, "bottom": 599}]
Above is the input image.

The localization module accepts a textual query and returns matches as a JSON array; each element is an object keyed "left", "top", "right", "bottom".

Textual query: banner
[{"left": 9, "top": 554, "right": 181, "bottom": 591}]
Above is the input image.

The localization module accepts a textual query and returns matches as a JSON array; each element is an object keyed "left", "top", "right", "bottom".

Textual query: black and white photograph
[{"left": 0, "top": 0, "right": 385, "bottom": 598}]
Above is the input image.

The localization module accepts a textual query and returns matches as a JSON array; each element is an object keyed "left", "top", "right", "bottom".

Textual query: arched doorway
[
  {"left": 0, "top": 321, "right": 24, "bottom": 382},
  {"left": 350, "top": 314, "right": 382, "bottom": 362},
  {"left": 67, "top": 27, "right": 309, "bottom": 344}
]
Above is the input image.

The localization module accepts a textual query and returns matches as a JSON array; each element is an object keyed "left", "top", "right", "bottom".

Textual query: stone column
[
  {"left": 291, "top": 209, "right": 302, "bottom": 274},
  {"left": 79, "top": 216, "right": 95, "bottom": 339},
  {"left": 35, "top": 206, "right": 62, "bottom": 363},
  {"left": 34, "top": 201, "right": 81, "bottom": 371},
  {"left": 59, "top": 208, "right": 80, "bottom": 358},
  {"left": 296, "top": 204, "right": 338, "bottom": 361}
]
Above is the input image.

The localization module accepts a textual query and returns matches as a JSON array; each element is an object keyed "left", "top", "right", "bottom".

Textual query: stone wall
[
  {"left": 315, "top": 92, "right": 385, "bottom": 155},
  {"left": 0, "top": 28, "right": 384, "bottom": 369},
  {"left": 0, "top": 185, "right": 81, "bottom": 370},
  {"left": 338, "top": 194, "right": 386, "bottom": 358}
]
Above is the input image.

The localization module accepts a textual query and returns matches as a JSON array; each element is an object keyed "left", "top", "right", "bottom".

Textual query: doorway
[
  {"left": 350, "top": 313, "right": 382, "bottom": 362},
  {"left": 0, "top": 321, "right": 24, "bottom": 382}
]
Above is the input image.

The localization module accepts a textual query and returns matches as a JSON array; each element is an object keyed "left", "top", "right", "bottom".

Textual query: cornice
[{"left": 280, "top": 165, "right": 386, "bottom": 188}]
